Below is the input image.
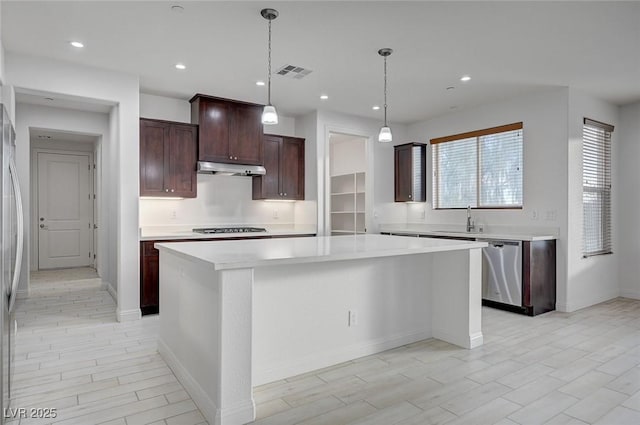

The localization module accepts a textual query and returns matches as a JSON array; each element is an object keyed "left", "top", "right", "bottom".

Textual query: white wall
[
  {"left": 20, "top": 104, "right": 110, "bottom": 287},
  {"left": 7, "top": 53, "right": 140, "bottom": 322},
  {"left": 616, "top": 102, "right": 640, "bottom": 299},
  {"left": 566, "top": 89, "right": 620, "bottom": 311},
  {"left": 330, "top": 136, "right": 367, "bottom": 176},
  {"left": 407, "top": 88, "right": 570, "bottom": 309},
  {"left": 140, "top": 93, "right": 190, "bottom": 123},
  {"left": 138, "top": 94, "right": 299, "bottom": 227}
]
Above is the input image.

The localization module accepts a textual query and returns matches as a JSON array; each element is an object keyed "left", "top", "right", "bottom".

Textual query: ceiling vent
[{"left": 275, "top": 64, "right": 313, "bottom": 79}]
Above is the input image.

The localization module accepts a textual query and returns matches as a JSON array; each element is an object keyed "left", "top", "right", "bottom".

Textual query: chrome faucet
[{"left": 466, "top": 205, "right": 475, "bottom": 232}]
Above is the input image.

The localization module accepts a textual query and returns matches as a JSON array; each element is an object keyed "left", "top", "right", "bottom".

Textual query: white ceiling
[{"left": 3, "top": 1, "right": 639, "bottom": 124}]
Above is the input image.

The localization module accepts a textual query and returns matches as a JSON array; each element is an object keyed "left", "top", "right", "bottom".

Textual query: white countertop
[
  {"left": 379, "top": 224, "right": 556, "bottom": 242},
  {"left": 155, "top": 234, "right": 488, "bottom": 270},
  {"left": 139, "top": 225, "right": 317, "bottom": 241}
]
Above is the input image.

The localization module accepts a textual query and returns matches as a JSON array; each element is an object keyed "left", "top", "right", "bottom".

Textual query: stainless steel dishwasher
[{"left": 480, "top": 240, "right": 523, "bottom": 307}]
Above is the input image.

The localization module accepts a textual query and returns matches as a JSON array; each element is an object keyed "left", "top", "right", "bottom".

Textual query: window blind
[
  {"left": 583, "top": 118, "right": 613, "bottom": 257},
  {"left": 431, "top": 123, "right": 523, "bottom": 209}
]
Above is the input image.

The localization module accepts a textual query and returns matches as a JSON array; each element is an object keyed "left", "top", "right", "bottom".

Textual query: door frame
[
  {"left": 323, "top": 126, "right": 373, "bottom": 236},
  {"left": 30, "top": 147, "right": 96, "bottom": 271}
]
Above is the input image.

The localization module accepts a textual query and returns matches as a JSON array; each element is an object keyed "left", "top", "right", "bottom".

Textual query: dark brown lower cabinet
[
  {"left": 140, "top": 234, "right": 316, "bottom": 315},
  {"left": 523, "top": 239, "right": 556, "bottom": 316}
]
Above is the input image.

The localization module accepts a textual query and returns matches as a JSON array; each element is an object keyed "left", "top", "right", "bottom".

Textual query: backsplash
[{"left": 139, "top": 174, "right": 297, "bottom": 226}]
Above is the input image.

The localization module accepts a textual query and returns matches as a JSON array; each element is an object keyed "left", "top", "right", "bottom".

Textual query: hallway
[{"left": 8, "top": 269, "right": 206, "bottom": 425}]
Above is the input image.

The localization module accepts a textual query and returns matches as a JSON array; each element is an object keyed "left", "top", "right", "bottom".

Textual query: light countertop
[
  {"left": 139, "top": 225, "right": 317, "bottom": 241},
  {"left": 379, "top": 224, "right": 556, "bottom": 242},
  {"left": 155, "top": 234, "right": 488, "bottom": 270}
]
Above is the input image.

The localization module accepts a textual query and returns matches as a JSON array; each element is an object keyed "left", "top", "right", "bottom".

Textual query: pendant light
[
  {"left": 377, "top": 48, "right": 393, "bottom": 143},
  {"left": 261, "top": 8, "right": 279, "bottom": 125}
]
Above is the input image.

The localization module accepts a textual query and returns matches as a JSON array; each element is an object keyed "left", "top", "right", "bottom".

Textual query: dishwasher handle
[{"left": 478, "top": 239, "right": 521, "bottom": 248}]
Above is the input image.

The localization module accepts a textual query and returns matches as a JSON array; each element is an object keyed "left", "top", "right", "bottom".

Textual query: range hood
[{"left": 197, "top": 161, "right": 266, "bottom": 176}]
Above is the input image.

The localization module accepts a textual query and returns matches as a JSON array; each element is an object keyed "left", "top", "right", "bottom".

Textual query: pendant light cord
[
  {"left": 267, "top": 18, "right": 272, "bottom": 106},
  {"left": 383, "top": 55, "right": 388, "bottom": 127}
]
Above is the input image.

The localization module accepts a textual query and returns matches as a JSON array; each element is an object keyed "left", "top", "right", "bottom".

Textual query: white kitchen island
[{"left": 155, "top": 234, "right": 487, "bottom": 425}]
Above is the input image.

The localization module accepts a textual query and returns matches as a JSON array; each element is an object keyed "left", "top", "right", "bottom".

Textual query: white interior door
[{"left": 38, "top": 152, "right": 92, "bottom": 269}]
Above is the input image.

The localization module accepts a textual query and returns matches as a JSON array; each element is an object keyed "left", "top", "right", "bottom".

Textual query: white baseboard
[
  {"left": 620, "top": 290, "right": 640, "bottom": 300},
  {"left": 116, "top": 308, "right": 141, "bottom": 322},
  {"left": 158, "top": 339, "right": 255, "bottom": 425},
  {"left": 254, "top": 329, "right": 432, "bottom": 386},
  {"left": 432, "top": 329, "right": 483, "bottom": 350},
  {"left": 558, "top": 290, "right": 620, "bottom": 312},
  {"left": 102, "top": 281, "right": 117, "bottom": 302}
]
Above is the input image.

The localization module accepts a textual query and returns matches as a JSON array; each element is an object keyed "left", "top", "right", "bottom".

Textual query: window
[
  {"left": 583, "top": 118, "right": 613, "bottom": 257},
  {"left": 431, "top": 122, "right": 523, "bottom": 209}
]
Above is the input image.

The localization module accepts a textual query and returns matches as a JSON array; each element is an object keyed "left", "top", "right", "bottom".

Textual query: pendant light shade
[
  {"left": 261, "top": 105, "right": 278, "bottom": 125},
  {"left": 378, "top": 126, "right": 392, "bottom": 143},
  {"left": 377, "top": 48, "right": 393, "bottom": 143},
  {"left": 261, "top": 8, "right": 279, "bottom": 125}
]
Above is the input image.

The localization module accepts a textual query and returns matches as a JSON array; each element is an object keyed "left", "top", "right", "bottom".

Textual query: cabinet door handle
[
  {"left": 284, "top": 193, "right": 287, "bottom": 196},
  {"left": 229, "top": 156, "right": 233, "bottom": 159},
  {"left": 234, "top": 156, "right": 238, "bottom": 160},
  {"left": 165, "top": 189, "right": 169, "bottom": 192},
  {"left": 170, "top": 189, "right": 175, "bottom": 193},
  {"left": 409, "top": 194, "right": 412, "bottom": 199}
]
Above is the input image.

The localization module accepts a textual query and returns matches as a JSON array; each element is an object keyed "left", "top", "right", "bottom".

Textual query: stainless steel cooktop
[{"left": 192, "top": 227, "right": 267, "bottom": 234}]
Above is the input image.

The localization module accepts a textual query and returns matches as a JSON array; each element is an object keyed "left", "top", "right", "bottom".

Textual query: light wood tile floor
[{"left": 8, "top": 269, "right": 640, "bottom": 424}]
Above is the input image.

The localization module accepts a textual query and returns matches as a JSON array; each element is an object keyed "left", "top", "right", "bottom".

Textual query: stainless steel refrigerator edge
[{"left": 1, "top": 102, "right": 24, "bottom": 423}]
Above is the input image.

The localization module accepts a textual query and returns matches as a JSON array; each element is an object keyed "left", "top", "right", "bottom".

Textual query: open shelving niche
[{"left": 330, "top": 172, "right": 365, "bottom": 235}]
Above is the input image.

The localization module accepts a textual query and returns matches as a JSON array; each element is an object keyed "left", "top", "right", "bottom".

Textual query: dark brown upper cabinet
[
  {"left": 140, "top": 118, "right": 197, "bottom": 198},
  {"left": 190, "top": 94, "right": 264, "bottom": 165},
  {"left": 394, "top": 142, "right": 426, "bottom": 202},
  {"left": 253, "top": 134, "right": 305, "bottom": 200}
]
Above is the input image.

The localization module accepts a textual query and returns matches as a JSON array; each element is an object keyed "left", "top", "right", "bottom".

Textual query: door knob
[
  {"left": 40, "top": 217, "right": 45, "bottom": 221},
  {"left": 39, "top": 224, "right": 47, "bottom": 229}
]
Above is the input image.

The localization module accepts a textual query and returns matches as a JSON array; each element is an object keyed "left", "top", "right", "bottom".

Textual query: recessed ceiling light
[
  {"left": 372, "top": 105, "right": 380, "bottom": 110},
  {"left": 37, "top": 135, "right": 52, "bottom": 139},
  {"left": 171, "top": 5, "right": 184, "bottom": 13},
  {"left": 70, "top": 41, "right": 84, "bottom": 48},
  {"left": 320, "top": 95, "right": 329, "bottom": 100},
  {"left": 175, "top": 63, "right": 186, "bottom": 70},
  {"left": 446, "top": 86, "right": 455, "bottom": 90},
  {"left": 460, "top": 75, "right": 471, "bottom": 82},
  {"left": 256, "top": 81, "right": 266, "bottom": 86},
  {"left": 44, "top": 97, "right": 54, "bottom": 101}
]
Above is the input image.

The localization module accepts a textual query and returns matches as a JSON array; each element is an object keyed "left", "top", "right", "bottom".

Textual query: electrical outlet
[
  {"left": 545, "top": 210, "right": 557, "bottom": 221},
  {"left": 170, "top": 210, "right": 177, "bottom": 220},
  {"left": 420, "top": 209, "right": 426, "bottom": 220},
  {"left": 532, "top": 209, "right": 539, "bottom": 220},
  {"left": 273, "top": 209, "right": 279, "bottom": 219},
  {"left": 348, "top": 310, "right": 358, "bottom": 327}
]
